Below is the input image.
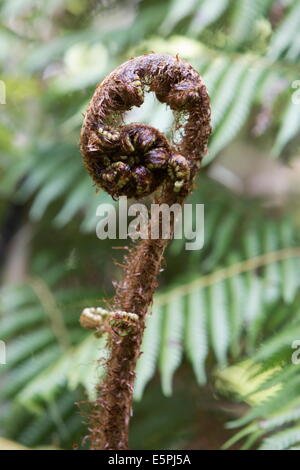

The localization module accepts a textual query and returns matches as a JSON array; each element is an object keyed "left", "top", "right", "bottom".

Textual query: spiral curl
[{"left": 80, "top": 53, "right": 211, "bottom": 199}]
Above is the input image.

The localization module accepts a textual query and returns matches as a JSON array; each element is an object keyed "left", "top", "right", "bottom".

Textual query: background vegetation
[{"left": 0, "top": 0, "right": 300, "bottom": 450}]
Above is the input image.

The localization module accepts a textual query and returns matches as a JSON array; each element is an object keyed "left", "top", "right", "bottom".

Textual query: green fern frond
[{"left": 159, "top": 298, "right": 184, "bottom": 396}]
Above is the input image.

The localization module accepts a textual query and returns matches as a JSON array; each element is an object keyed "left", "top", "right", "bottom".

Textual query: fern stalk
[{"left": 80, "top": 53, "right": 211, "bottom": 449}]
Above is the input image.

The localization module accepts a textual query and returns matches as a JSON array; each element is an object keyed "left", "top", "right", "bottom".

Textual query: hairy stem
[{"left": 90, "top": 191, "right": 185, "bottom": 449}]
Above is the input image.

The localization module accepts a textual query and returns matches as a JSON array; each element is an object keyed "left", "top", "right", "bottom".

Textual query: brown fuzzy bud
[{"left": 80, "top": 53, "right": 211, "bottom": 200}]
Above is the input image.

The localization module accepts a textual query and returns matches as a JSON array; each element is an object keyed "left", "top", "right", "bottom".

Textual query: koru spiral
[{"left": 80, "top": 53, "right": 211, "bottom": 200}]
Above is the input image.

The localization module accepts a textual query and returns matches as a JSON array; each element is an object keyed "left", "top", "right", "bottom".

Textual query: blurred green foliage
[{"left": 1, "top": 0, "right": 300, "bottom": 450}]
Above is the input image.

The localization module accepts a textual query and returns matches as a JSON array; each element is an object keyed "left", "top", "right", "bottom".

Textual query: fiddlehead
[
  {"left": 80, "top": 53, "right": 211, "bottom": 200},
  {"left": 80, "top": 53, "right": 211, "bottom": 450}
]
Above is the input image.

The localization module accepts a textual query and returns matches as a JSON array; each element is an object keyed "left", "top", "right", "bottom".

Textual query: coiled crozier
[{"left": 80, "top": 53, "right": 211, "bottom": 200}]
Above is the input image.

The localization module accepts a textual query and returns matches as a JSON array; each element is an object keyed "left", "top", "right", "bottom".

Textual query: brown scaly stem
[{"left": 80, "top": 53, "right": 211, "bottom": 449}]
